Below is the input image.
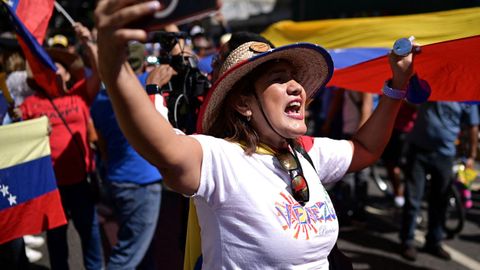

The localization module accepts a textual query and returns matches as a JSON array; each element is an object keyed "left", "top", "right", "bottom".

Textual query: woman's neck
[{"left": 259, "top": 138, "right": 289, "bottom": 154}]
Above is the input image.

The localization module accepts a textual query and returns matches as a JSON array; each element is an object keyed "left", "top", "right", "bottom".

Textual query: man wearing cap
[
  {"left": 95, "top": 2, "right": 419, "bottom": 269},
  {"left": 48, "top": 34, "right": 69, "bottom": 49},
  {"left": 18, "top": 23, "right": 104, "bottom": 269}
]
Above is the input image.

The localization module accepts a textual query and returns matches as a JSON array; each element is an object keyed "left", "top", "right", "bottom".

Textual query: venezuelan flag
[
  {"left": 262, "top": 7, "right": 480, "bottom": 101},
  {"left": 184, "top": 200, "right": 203, "bottom": 270},
  {"left": 329, "top": 35, "right": 480, "bottom": 101},
  {"left": 262, "top": 7, "right": 480, "bottom": 49},
  {"left": 0, "top": 117, "right": 66, "bottom": 244},
  {"left": 0, "top": 0, "right": 61, "bottom": 97},
  {"left": 6, "top": 0, "right": 54, "bottom": 45}
]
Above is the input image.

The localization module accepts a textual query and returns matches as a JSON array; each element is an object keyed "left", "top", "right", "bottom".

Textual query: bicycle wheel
[{"left": 443, "top": 185, "right": 466, "bottom": 238}]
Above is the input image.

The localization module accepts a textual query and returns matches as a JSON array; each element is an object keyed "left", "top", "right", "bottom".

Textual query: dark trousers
[
  {"left": 0, "top": 238, "right": 29, "bottom": 270},
  {"left": 400, "top": 145, "right": 454, "bottom": 247},
  {"left": 47, "top": 181, "right": 103, "bottom": 270}
]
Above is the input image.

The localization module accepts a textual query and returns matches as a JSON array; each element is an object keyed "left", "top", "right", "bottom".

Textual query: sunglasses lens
[
  {"left": 292, "top": 175, "right": 309, "bottom": 201},
  {"left": 292, "top": 175, "right": 307, "bottom": 191}
]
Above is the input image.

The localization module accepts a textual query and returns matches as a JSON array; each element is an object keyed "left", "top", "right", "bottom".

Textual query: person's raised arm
[
  {"left": 348, "top": 47, "right": 417, "bottom": 172},
  {"left": 94, "top": 0, "right": 203, "bottom": 195},
  {"left": 73, "top": 22, "right": 101, "bottom": 101}
]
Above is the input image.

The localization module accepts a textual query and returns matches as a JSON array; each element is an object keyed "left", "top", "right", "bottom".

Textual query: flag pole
[{"left": 53, "top": 1, "right": 75, "bottom": 26}]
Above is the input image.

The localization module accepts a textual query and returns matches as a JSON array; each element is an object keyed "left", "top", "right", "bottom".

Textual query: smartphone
[{"left": 130, "top": 0, "right": 221, "bottom": 31}]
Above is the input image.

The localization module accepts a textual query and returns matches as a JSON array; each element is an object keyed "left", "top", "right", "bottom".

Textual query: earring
[{"left": 246, "top": 110, "right": 252, "bottom": 122}]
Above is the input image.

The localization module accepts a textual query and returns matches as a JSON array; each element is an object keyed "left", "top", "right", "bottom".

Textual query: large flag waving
[
  {"left": 184, "top": 200, "right": 203, "bottom": 270},
  {"left": 262, "top": 7, "right": 480, "bottom": 49},
  {"left": 262, "top": 7, "right": 480, "bottom": 101},
  {"left": 0, "top": 117, "right": 66, "bottom": 244},
  {"left": 0, "top": 0, "right": 61, "bottom": 97},
  {"left": 328, "top": 35, "right": 480, "bottom": 102},
  {"left": 7, "top": 0, "right": 54, "bottom": 44}
]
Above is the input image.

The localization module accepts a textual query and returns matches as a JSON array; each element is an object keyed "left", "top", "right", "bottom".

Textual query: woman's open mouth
[{"left": 285, "top": 101, "right": 303, "bottom": 120}]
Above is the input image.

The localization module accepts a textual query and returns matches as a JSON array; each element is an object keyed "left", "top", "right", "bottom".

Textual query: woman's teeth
[{"left": 285, "top": 101, "right": 301, "bottom": 114}]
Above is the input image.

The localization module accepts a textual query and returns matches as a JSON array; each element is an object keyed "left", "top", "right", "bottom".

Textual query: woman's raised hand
[
  {"left": 388, "top": 43, "right": 421, "bottom": 90},
  {"left": 94, "top": 0, "right": 161, "bottom": 83}
]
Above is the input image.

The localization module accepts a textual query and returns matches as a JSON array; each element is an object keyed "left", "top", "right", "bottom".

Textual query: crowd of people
[{"left": 0, "top": 0, "right": 479, "bottom": 269}]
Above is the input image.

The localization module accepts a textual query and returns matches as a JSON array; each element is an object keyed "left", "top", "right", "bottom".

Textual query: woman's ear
[{"left": 233, "top": 95, "right": 253, "bottom": 121}]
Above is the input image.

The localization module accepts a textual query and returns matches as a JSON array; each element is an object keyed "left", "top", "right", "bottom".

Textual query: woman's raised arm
[
  {"left": 94, "top": 0, "right": 202, "bottom": 195},
  {"left": 348, "top": 47, "right": 417, "bottom": 172}
]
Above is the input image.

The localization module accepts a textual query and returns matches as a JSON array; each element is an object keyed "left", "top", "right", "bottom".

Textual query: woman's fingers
[
  {"left": 96, "top": 0, "right": 147, "bottom": 15},
  {"left": 388, "top": 48, "right": 415, "bottom": 89},
  {"left": 95, "top": 0, "right": 160, "bottom": 31},
  {"left": 114, "top": 29, "right": 149, "bottom": 44},
  {"left": 412, "top": 43, "right": 421, "bottom": 59}
]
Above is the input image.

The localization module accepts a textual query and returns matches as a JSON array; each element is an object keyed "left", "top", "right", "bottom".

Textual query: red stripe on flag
[
  {"left": 328, "top": 35, "right": 480, "bottom": 102},
  {"left": 17, "top": 38, "right": 59, "bottom": 94},
  {"left": 0, "top": 189, "right": 66, "bottom": 244},
  {"left": 16, "top": 0, "right": 54, "bottom": 44}
]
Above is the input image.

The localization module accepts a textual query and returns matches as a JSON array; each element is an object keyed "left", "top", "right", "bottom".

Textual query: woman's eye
[
  {"left": 271, "top": 77, "right": 282, "bottom": 83},
  {"left": 270, "top": 75, "right": 287, "bottom": 84}
]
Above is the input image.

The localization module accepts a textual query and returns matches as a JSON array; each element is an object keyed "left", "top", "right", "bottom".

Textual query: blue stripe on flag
[
  {"left": 328, "top": 47, "right": 390, "bottom": 69},
  {"left": 1, "top": 3, "right": 57, "bottom": 71},
  {"left": 8, "top": 0, "right": 19, "bottom": 11},
  {"left": 0, "top": 156, "right": 57, "bottom": 210}
]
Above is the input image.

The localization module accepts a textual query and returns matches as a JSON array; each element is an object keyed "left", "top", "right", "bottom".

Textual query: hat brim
[{"left": 197, "top": 43, "right": 333, "bottom": 133}]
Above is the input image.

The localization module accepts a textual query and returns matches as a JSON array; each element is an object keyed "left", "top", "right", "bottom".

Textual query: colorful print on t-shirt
[{"left": 275, "top": 190, "right": 337, "bottom": 240}]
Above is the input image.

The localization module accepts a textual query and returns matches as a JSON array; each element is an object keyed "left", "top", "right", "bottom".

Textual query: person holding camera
[{"left": 94, "top": 1, "right": 416, "bottom": 268}]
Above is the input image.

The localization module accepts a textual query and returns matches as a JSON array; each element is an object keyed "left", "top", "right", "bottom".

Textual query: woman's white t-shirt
[{"left": 191, "top": 135, "right": 352, "bottom": 269}]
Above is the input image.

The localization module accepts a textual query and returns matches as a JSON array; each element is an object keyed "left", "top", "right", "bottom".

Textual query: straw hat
[{"left": 197, "top": 41, "right": 333, "bottom": 133}]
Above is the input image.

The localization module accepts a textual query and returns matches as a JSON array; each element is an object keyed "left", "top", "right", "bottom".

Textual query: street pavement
[
  {"left": 30, "top": 172, "right": 480, "bottom": 270},
  {"left": 336, "top": 173, "right": 480, "bottom": 270}
]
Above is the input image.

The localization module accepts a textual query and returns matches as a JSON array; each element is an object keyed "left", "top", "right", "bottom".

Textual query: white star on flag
[
  {"left": 8, "top": 194, "right": 17, "bottom": 206},
  {"left": 1, "top": 184, "right": 9, "bottom": 197}
]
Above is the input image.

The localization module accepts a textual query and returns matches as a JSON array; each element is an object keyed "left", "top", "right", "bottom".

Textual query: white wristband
[{"left": 382, "top": 81, "right": 407, "bottom": 100}]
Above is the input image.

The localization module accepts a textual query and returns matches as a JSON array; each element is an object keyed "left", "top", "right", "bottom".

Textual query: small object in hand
[{"left": 393, "top": 36, "right": 415, "bottom": 56}]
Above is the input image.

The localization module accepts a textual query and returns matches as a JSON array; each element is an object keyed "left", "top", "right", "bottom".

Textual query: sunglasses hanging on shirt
[{"left": 276, "top": 150, "right": 310, "bottom": 205}]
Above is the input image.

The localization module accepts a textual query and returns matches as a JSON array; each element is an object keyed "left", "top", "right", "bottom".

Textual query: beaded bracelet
[{"left": 382, "top": 81, "right": 407, "bottom": 100}]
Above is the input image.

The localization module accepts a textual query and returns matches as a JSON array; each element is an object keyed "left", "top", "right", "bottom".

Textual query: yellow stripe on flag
[
  {"left": 184, "top": 199, "right": 202, "bottom": 270},
  {"left": 262, "top": 7, "right": 480, "bottom": 48},
  {"left": 0, "top": 116, "right": 51, "bottom": 169}
]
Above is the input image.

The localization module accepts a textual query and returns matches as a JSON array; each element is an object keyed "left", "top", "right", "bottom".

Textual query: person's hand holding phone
[{"left": 94, "top": 0, "right": 161, "bottom": 85}]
